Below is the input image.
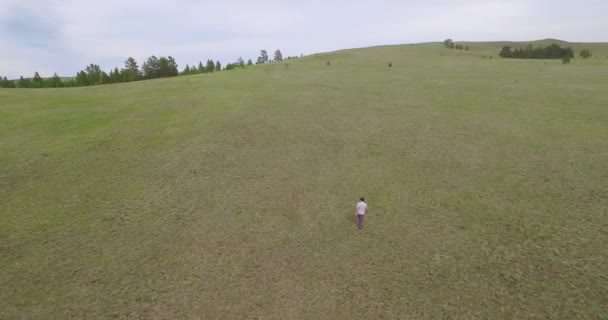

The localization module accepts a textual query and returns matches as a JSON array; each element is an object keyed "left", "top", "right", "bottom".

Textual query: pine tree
[
  {"left": 108, "top": 69, "right": 115, "bottom": 83},
  {"left": 33, "top": 71, "right": 43, "bottom": 87},
  {"left": 5, "top": 76, "right": 16, "bottom": 88},
  {"left": 237, "top": 57, "right": 245, "bottom": 68},
  {"left": 257, "top": 50, "right": 268, "bottom": 64},
  {"left": 499, "top": 46, "right": 513, "bottom": 58},
  {"left": 158, "top": 57, "right": 170, "bottom": 78},
  {"left": 206, "top": 59, "right": 215, "bottom": 72},
  {"left": 0, "top": 76, "right": 14, "bottom": 88},
  {"left": 122, "top": 57, "right": 141, "bottom": 81},
  {"left": 247, "top": 59, "right": 253, "bottom": 66},
  {"left": 84, "top": 64, "right": 103, "bottom": 85},
  {"left": 525, "top": 44, "right": 534, "bottom": 58},
  {"left": 215, "top": 61, "right": 221, "bottom": 72},
  {"left": 141, "top": 62, "right": 148, "bottom": 78},
  {"left": 101, "top": 71, "right": 110, "bottom": 84},
  {"left": 143, "top": 56, "right": 161, "bottom": 79},
  {"left": 76, "top": 71, "right": 89, "bottom": 86},
  {"left": 18, "top": 76, "right": 31, "bottom": 88},
  {"left": 198, "top": 61, "right": 205, "bottom": 73},
  {"left": 167, "top": 56, "right": 179, "bottom": 76},
  {"left": 274, "top": 49, "right": 283, "bottom": 61},
  {"left": 183, "top": 64, "right": 191, "bottom": 75},
  {"left": 50, "top": 73, "right": 62, "bottom": 87},
  {"left": 112, "top": 67, "right": 121, "bottom": 82}
]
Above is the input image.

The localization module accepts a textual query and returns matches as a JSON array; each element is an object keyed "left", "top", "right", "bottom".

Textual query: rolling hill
[{"left": 1, "top": 40, "right": 607, "bottom": 319}]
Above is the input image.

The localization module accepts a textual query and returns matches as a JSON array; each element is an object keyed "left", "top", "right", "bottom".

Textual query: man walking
[{"left": 356, "top": 197, "right": 368, "bottom": 230}]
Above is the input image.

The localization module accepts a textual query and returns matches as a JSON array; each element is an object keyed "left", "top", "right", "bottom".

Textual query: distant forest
[
  {"left": 0, "top": 49, "right": 300, "bottom": 89},
  {"left": 499, "top": 43, "right": 575, "bottom": 59}
]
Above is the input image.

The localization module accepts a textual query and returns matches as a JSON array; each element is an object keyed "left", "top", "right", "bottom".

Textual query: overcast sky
[{"left": 1, "top": 0, "right": 606, "bottom": 78}]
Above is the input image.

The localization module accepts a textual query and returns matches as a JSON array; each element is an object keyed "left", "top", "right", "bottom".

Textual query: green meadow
[{"left": 1, "top": 40, "right": 607, "bottom": 318}]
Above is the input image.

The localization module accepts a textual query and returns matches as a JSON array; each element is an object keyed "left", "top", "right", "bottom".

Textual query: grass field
[{"left": 1, "top": 40, "right": 607, "bottom": 319}]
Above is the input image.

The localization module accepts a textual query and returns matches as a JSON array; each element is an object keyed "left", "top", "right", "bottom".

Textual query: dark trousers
[{"left": 357, "top": 214, "right": 365, "bottom": 229}]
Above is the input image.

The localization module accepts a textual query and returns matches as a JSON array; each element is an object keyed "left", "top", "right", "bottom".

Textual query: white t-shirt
[{"left": 356, "top": 201, "right": 368, "bottom": 215}]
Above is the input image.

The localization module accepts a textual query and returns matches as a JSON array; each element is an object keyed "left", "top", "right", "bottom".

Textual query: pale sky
[{"left": 1, "top": 0, "right": 606, "bottom": 78}]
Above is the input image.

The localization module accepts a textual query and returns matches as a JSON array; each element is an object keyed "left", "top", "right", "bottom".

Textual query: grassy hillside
[{"left": 1, "top": 41, "right": 607, "bottom": 319}]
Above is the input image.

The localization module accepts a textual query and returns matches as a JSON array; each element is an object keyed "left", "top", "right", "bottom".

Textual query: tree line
[
  {"left": 1, "top": 49, "right": 300, "bottom": 88},
  {"left": 1, "top": 56, "right": 180, "bottom": 88},
  {"left": 443, "top": 39, "right": 470, "bottom": 51},
  {"left": 498, "top": 43, "right": 579, "bottom": 60},
  {"left": 256, "top": 49, "right": 301, "bottom": 64},
  {"left": 180, "top": 59, "right": 225, "bottom": 75}
]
